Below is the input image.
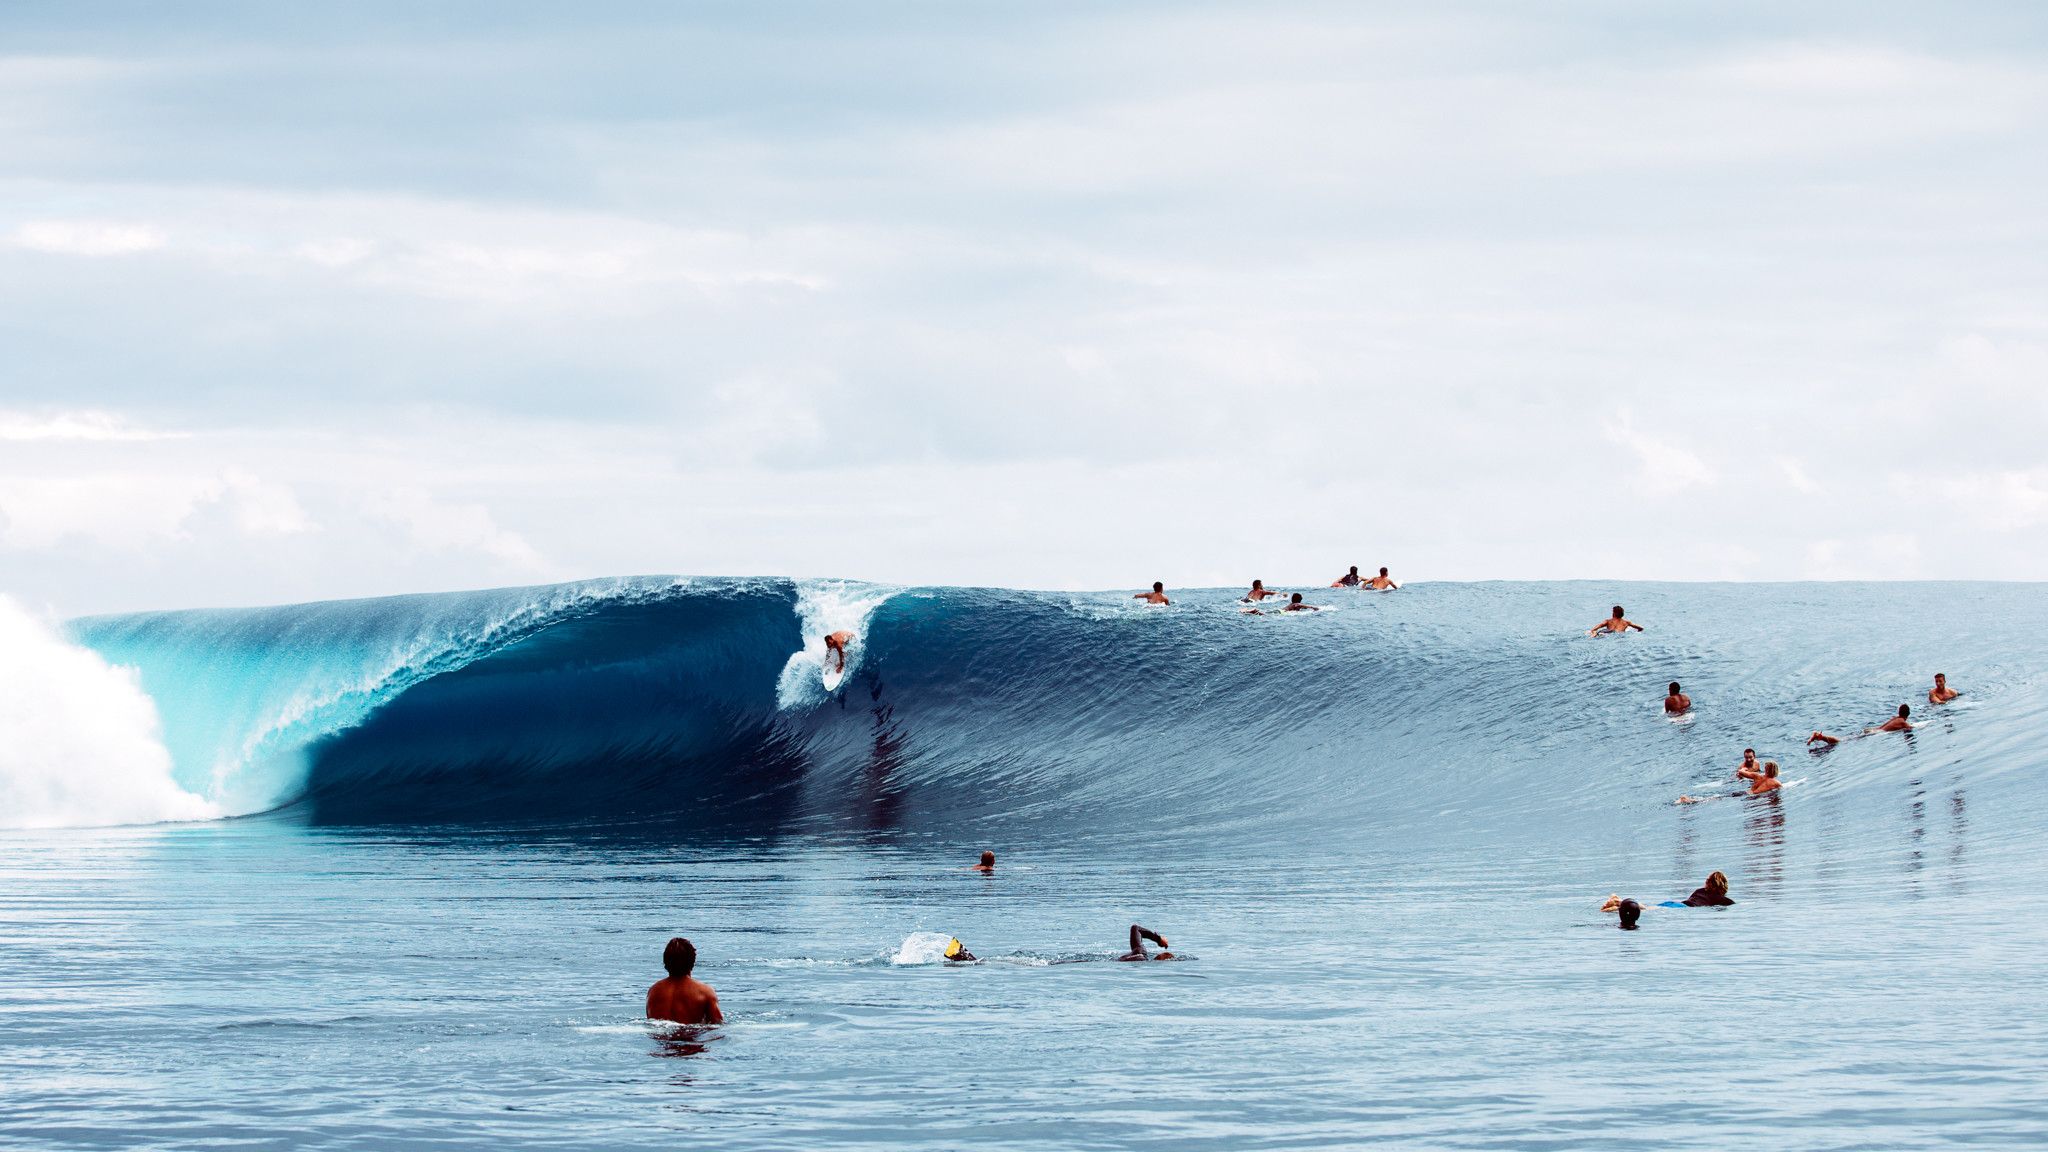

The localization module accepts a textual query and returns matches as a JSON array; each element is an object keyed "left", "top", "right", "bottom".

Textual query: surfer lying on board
[
  {"left": 1246, "top": 592, "right": 1321, "bottom": 615},
  {"left": 1118, "top": 925, "right": 1173, "bottom": 961},
  {"left": 823, "top": 630, "right": 855, "bottom": 674},
  {"left": 1664, "top": 682, "right": 1692, "bottom": 715},
  {"left": 1134, "top": 581, "right": 1171, "bottom": 605},
  {"left": 1331, "top": 566, "right": 1362, "bottom": 587},
  {"left": 1598, "top": 895, "right": 1644, "bottom": 930},
  {"left": 1588, "top": 605, "right": 1643, "bottom": 636},
  {"left": 944, "top": 938, "right": 978, "bottom": 963},
  {"left": 1365, "top": 567, "right": 1399, "bottom": 590},
  {"left": 1929, "top": 673, "right": 1960, "bottom": 704},
  {"left": 1242, "top": 579, "right": 1279, "bottom": 602},
  {"left": 646, "top": 937, "right": 723, "bottom": 1025},
  {"left": 1808, "top": 705, "right": 1914, "bottom": 745}
]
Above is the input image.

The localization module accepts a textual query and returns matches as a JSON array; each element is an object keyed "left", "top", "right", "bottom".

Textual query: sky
[{"left": 2, "top": 1, "right": 2046, "bottom": 616}]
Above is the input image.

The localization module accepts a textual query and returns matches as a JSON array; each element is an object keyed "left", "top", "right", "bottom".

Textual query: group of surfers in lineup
[
  {"left": 647, "top": 851, "right": 1169, "bottom": 1024},
  {"left": 1133, "top": 565, "right": 1401, "bottom": 613},
  {"left": 1597, "top": 609, "right": 1965, "bottom": 928},
  {"left": 649, "top": 592, "right": 1970, "bottom": 1017}
]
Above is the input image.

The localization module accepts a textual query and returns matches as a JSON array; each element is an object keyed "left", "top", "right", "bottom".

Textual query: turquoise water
[{"left": 4, "top": 580, "right": 2047, "bottom": 1148}]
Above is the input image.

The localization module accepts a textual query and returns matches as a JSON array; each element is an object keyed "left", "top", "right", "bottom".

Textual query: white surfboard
[{"left": 821, "top": 664, "right": 845, "bottom": 692}]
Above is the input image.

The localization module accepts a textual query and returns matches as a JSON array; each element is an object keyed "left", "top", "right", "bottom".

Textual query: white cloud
[
  {"left": 10, "top": 220, "right": 165, "bottom": 256},
  {"left": 0, "top": 469, "right": 312, "bottom": 549},
  {"left": 363, "top": 487, "right": 545, "bottom": 568},
  {"left": 0, "top": 410, "right": 184, "bottom": 442},
  {"left": 1603, "top": 415, "right": 1718, "bottom": 494}
]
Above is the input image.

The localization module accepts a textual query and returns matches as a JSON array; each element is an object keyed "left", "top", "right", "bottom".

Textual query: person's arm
[
  {"left": 702, "top": 989, "right": 723, "bottom": 1025},
  {"left": 1627, "top": 622, "right": 1644, "bottom": 632},
  {"left": 645, "top": 984, "right": 662, "bottom": 1020},
  {"left": 1737, "top": 766, "right": 1761, "bottom": 780},
  {"left": 1807, "top": 731, "right": 1839, "bottom": 746}
]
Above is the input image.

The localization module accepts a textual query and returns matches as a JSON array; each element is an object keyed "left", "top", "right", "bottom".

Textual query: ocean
[{"left": 4, "top": 578, "right": 2045, "bottom": 1149}]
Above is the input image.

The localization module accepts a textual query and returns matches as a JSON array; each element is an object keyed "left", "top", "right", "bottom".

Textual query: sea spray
[{"left": 0, "top": 595, "right": 216, "bottom": 829}]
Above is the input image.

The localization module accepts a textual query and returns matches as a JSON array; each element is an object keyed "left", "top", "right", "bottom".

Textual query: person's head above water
[
  {"left": 1152, "top": 581, "right": 1164, "bottom": 592},
  {"left": 1612, "top": 605, "right": 1626, "bottom": 619},
  {"left": 1703, "top": 871, "right": 1729, "bottom": 896},
  {"left": 1763, "top": 763, "right": 1779, "bottom": 778},
  {"left": 662, "top": 937, "right": 697, "bottom": 979},
  {"left": 1350, "top": 566, "right": 1359, "bottom": 575},
  {"left": 1669, "top": 681, "right": 1682, "bottom": 695},
  {"left": 1898, "top": 703, "right": 1911, "bottom": 718},
  {"left": 1618, "top": 899, "right": 1641, "bottom": 930},
  {"left": 979, "top": 850, "right": 995, "bottom": 868},
  {"left": 1290, "top": 592, "right": 1303, "bottom": 604},
  {"left": 1379, "top": 567, "right": 1389, "bottom": 576},
  {"left": 1935, "top": 673, "right": 1947, "bottom": 684},
  {"left": 1251, "top": 579, "right": 1264, "bottom": 590},
  {"left": 1743, "top": 748, "right": 1757, "bottom": 761}
]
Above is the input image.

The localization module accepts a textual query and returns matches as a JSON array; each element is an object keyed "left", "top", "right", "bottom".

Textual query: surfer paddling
[
  {"left": 1808, "top": 705, "right": 1914, "bottom": 746},
  {"left": 1331, "top": 566, "right": 1363, "bottom": 588},
  {"left": 969, "top": 850, "right": 995, "bottom": 873},
  {"left": 1242, "top": 579, "right": 1279, "bottom": 603},
  {"left": 646, "top": 937, "right": 723, "bottom": 1025},
  {"left": 1283, "top": 593, "right": 1319, "bottom": 613},
  {"left": 1589, "top": 605, "right": 1643, "bottom": 636},
  {"left": 1365, "top": 567, "right": 1398, "bottom": 590},
  {"left": 1118, "top": 924, "right": 1174, "bottom": 961},
  {"left": 1664, "top": 682, "right": 1692, "bottom": 715},
  {"left": 1929, "top": 674, "right": 1960, "bottom": 704},
  {"left": 823, "top": 630, "right": 855, "bottom": 675},
  {"left": 1134, "top": 581, "right": 1170, "bottom": 605}
]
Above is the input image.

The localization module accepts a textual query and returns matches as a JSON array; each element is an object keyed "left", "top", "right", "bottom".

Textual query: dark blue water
[{"left": 4, "top": 579, "right": 2046, "bottom": 1148}]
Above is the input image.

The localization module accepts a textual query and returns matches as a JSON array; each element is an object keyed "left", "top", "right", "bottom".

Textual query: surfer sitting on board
[
  {"left": 1365, "top": 566, "right": 1399, "bottom": 590},
  {"left": 1134, "top": 582, "right": 1170, "bottom": 605},
  {"left": 1118, "top": 924, "right": 1173, "bottom": 962},
  {"left": 1331, "top": 566, "right": 1363, "bottom": 588},
  {"left": 823, "top": 630, "right": 855, "bottom": 674},
  {"left": 646, "top": 937, "right": 723, "bottom": 1025},
  {"left": 1929, "top": 673, "right": 1960, "bottom": 704},
  {"left": 1242, "top": 579, "right": 1279, "bottom": 602},
  {"left": 1664, "top": 682, "right": 1692, "bottom": 715},
  {"left": 1588, "top": 605, "right": 1643, "bottom": 636}
]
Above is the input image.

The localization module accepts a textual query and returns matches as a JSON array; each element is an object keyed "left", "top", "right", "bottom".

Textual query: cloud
[
  {"left": 0, "top": 469, "right": 311, "bottom": 549},
  {"left": 0, "top": 409, "right": 184, "bottom": 442},
  {"left": 9, "top": 220, "right": 166, "bottom": 256},
  {"left": 1603, "top": 415, "right": 1718, "bottom": 495},
  {"left": 362, "top": 487, "right": 545, "bottom": 569}
]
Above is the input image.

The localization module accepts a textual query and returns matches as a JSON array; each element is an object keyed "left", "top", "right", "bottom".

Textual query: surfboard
[{"left": 821, "top": 664, "right": 845, "bottom": 692}]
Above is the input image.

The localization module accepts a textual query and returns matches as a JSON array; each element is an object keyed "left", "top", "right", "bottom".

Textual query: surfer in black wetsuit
[
  {"left": 1331, "top": 566, "right": 1362, "bottom": 588},
  {"left": 1682, "top": 871, "right": 1734, "bottom": 907},
  {"left": 1118, "top": 925, "right": 1173, "bottom": 961}
]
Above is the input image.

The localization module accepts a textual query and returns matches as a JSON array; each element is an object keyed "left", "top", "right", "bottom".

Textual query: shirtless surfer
[
  {"left": 1365, "top": 567, "right": 1399, "bottom": 590},
  {"left": 823, "top": 630, "right": 855, "bottom": 674},
  {"left": 1929, "top": 674, "right": 1960, "bottom": 704},
  {"left": 1588, "top": 605, "right": 1643, "bottom": 636},
  {"left": 1808, "top": 704, "right": 1914, "bottom": 745},
  {"left": 1331, "top": 566, "right": 1363, "bottom": 588},
  {"left": 1664, "top": 682, "right": 1692, "bottom": 716},
  {"left": 1747, "top": 763, "right": 1782, "bottom": 795},
  {"left": 1735, "top": 748, "right": 1761, "bottom": 779},
  {"left": 1282, "top": 593, "right": 1320, "bottom": 613},
  {"left": 970, "top": 850, "right": 995, "bottom": 873},
  {"left": 646, "top": 937, "right": 723, "bottom": 1025},
  {"left": 1134, "top": 581, "right": 1171, "bottom": 605},
  {"left": 1242, "top": 579, "right": 1279, "bottom": 602},
  {"left": 1117, "top": 924, "right": 1174, "bottom": 961}
]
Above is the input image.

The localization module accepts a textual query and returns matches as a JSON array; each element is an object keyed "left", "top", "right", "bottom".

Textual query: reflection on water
[{"left": 1744, "top": 793, "right": 1786, "bottom": 899}]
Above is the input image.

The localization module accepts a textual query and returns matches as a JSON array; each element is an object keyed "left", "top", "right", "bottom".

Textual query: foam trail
[
  {"left": 775, "top": 579, "right": 899, "bottom": 709},
  {"left": 0, "top": 595, "right": 217, "bottom": 829},
  {"left": 890, "top": 931, "right": 958, "bottom": 966}
]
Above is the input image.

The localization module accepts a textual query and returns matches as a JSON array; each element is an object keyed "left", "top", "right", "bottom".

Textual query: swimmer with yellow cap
[{"left": 943, "top": 938, "right": 978, "bottom": 963}]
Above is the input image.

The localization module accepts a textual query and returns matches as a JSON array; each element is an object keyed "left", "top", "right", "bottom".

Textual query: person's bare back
[{"left": 646, "top": 937, "right": 723, "bottom": 1025}]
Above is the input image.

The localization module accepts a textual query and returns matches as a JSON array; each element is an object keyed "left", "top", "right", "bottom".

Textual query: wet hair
[
  {"left": 1743, "top": 748, "right": 1755, "bottom": 757},
  {"left": 1669, "top": 682, "right": 1682, "bottom": 695},
  {"left": 1350, "top": 566, "right": 1359, "bottom": 574},
  {"left": 1612, "top": 605, "right": 1625, "bottom": 617},
  {"left": 979, "top": 850, "right": 995, "bottom": 866},
  {"left": 662, "top": 937, "right": 697, "bottom": 978},
  {"left": 1704, "top": 871, "right": 1729, "bottom": 896},
  {"left": 1934, "top": 673, "right": 1946, "bottom": 681},
  {"left": 1898, "top": 703, "right": 1911, "bottom": 717},
  {"left": 1252, "top": 579, "right": 1263, "bottom": 589},
  {"left": 1290, "top": 592, "right": 1303, "bottom": 603},
  {"left": 1618, "top": 899, "right": 1641, "bottom": 930},
  {"left": 1379, "top": 567, "right": 1389, "bottom": 576},
  {"left": 1152, "top": 581, "right": 1163, "bottom": 592},
  {"left": 1763, "top": 763, "right": 1778, "bottom": 778}
]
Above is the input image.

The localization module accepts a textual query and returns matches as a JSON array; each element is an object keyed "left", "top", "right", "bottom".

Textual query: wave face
[{"left": 58, "top": 578, "right": 2048, "bottom": 847}]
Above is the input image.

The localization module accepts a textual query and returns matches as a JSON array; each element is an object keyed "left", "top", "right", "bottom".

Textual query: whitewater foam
[
  {"left": 775, "top": 579, "right": 900, "bottom": 710},
  {"left": 0, "top": 595, "right": 216, "bottom": 829}
]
